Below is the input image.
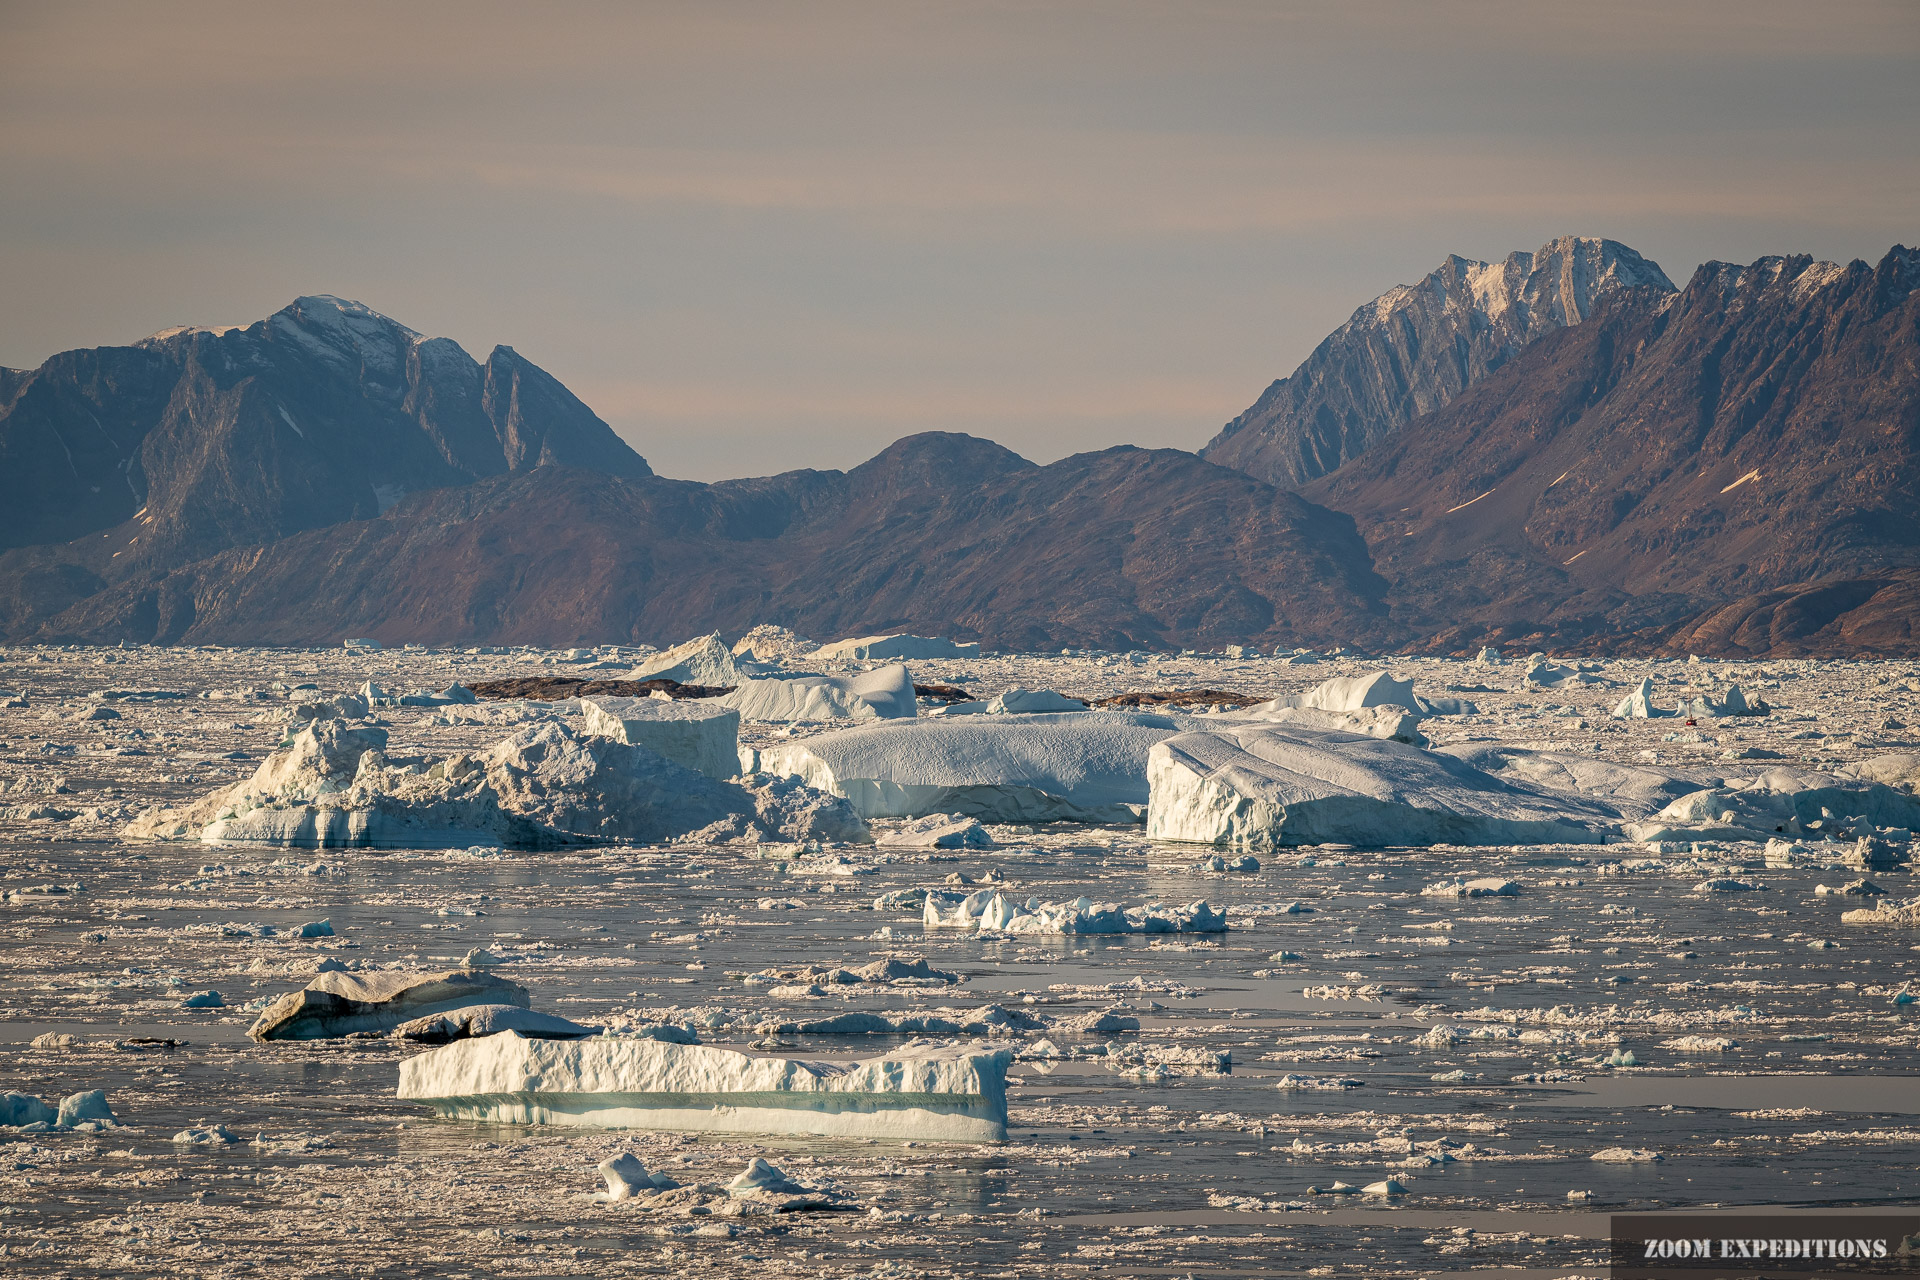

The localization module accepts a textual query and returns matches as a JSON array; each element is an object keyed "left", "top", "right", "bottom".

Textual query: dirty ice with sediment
[{"left": 3, "top": 634, "right": 1920, "bottom": 1277}]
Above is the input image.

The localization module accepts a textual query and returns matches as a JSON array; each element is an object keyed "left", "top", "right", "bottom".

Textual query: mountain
[
  {"left": 25, "top": 434, "right": 1398, "bottom": 652},
  {"left": 0, "top": 294, "right": 646, "bottom": 577},
  {"left": 1298, "top": 245, "right": 1920, "bottom": 653},
  {"left": 1202, "top": 236, "right": 1676, "bottom": 488}
]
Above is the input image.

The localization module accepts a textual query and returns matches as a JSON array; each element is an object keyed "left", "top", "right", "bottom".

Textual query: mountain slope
[
  {"left": 29, "top": 434, "right": 1398, "bottom": 652},
  {"left": 1300, "top": 245, "right": 1920, "bottom": 651},
  {"left": 1202, "top": 236, "right": 1675, "bottom": 488},
  {"left": 0, "top": 295, "right": 648, "bottom": 572}
]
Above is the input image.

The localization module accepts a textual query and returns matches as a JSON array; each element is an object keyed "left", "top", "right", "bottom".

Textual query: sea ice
[{"left": 397, "top": 1034, "right": 1012, "bottom": 1142}]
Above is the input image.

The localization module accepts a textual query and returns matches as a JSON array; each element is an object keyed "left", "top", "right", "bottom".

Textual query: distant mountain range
[{"left": 2, "top": 240, "right": 1915, "bottom": 656}]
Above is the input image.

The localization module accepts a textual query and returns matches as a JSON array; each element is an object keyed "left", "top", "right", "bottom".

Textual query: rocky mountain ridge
[{"left": 1202, "top": 236, "right": 1676, "bottom": 488}]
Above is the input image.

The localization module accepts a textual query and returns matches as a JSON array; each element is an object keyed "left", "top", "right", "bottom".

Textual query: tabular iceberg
[
  {"left": 397, "top": 1033, "right": 1011, "bottom": 1142},
  {"left": 580, "top": 696, "right": 742, "bottom": 778},
  {"left": 755, "top": 711, "right": 1209, "bottom": 822},
  {"left": 1145, "top": 724, "right": 1610, "bottom": 849},
  {"left": 814, "top": 634, "right": 981, "bottom": 661}
]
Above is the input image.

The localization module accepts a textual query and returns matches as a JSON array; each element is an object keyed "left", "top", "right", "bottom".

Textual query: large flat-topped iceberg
[
  {"left": 581, "top": 696, "right": 741, "bottom": 778},
  {"left": 1146, "top": 724, "right": 1611, "bottom": 849},
  {"left": 719, "top": 664, "right": 916, "bottom": 723},
  {"left": 755, "top": 711, "right": 1208, "bottom": 822},
  {"left": 814, "top": 634, "right": 980, "bottom": 661},
  {"left": 397, "top": 1034, "right": 1010, "bottom": 1142}
]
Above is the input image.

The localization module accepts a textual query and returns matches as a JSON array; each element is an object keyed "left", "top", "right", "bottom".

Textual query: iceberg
[
  {"left": 1251, "top": 671, "right": 1418, "bottom": 715},
  {"left": 719, "top": 664, "right": 917, "bottom": 723},
  {"left": 250, "top": 969, "right": 533, "bottom": 1040},
  {"left": 985, "top": 688, "right": 1087, "bottom": 714},
  {"left": 397, "top": 1034, "right": 1011, "bottom": 1143},
  {"left": 922, "top": 890, "right": 1225, "bottom": 934},
  {"left": 580, "top": 696, "right": 742, "bottom": 778},
  {"left": 755, "top": 711, "right": 1207, "bottom": 822},
  {"left": 1243, "top": 703, "right": 1426, "bottom": 745},
  {"left": 1145, "top": 723, "right": 1610, "bottom": 849},
  {"left": 125, "top": 718, "right": 866, "bottom": 849},
  {"left": 623, "top": 634, "right": 751, "bottom": 687},
  {"left": 1611, "top": 678, "right": 1668, "bottom": 719},
  {"left": 813, "top": 634, "right": 981, "bottom": 661}
]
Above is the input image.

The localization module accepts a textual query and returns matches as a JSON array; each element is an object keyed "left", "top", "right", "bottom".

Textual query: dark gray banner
[{"left": 1613, "top": 1215, "right": 1920, "bottom": 1279}]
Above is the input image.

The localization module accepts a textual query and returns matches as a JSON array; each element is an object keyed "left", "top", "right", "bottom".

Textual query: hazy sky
[{"left": 3, "top": 2, "right": 1916, "bottom": 481}]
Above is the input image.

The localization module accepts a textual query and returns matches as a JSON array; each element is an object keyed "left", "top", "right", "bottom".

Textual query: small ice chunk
[
  {"left": 728, "top": 1157, "right": 807, "bottom": 1197},
  {"left": 597, "top": 1151, "right": 677, "bottom": 1200},
  {"left": 1591, "top": 1147, "right": 1662, "bottom": 1162},
  {"left": 1, "top": 1092, "right": 57, "bottom": 1127},
  {"left": 181, "top": 990, "right": 225, "bottom": 1008},
  {"left": 172, "top": 1125, "right": 241, "bottom": 1145},
  {"left": 296, "top": 919, "right": 334, "bottom": 938}
]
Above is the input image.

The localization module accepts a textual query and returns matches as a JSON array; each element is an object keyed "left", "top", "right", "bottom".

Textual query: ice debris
[{"left": 876, "top": 813, "right": 995, "bottom": 849}]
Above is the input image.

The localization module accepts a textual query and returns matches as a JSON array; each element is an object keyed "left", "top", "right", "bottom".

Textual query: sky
[{"left": 2, "top": 1, "right": 1916, "bottom": 482}]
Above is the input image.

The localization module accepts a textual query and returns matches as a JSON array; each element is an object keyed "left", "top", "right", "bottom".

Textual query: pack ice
[
  {"left": 124, "top": 718, "right": 867, "bottom": 849},
  {"left": 753, "top": 711, "right": 1208, "bottom": 822},
  {"left": 1145, "top": 724, "right": 1611, "bottom": 848},
  {"left": 719, "top": 664, "right": 917, "bottom": 722},
  {"left": 397, "top": 1033, "right": 1011, "bottom": 1142}
]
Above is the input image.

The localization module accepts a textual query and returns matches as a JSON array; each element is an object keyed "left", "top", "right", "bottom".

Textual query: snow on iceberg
[
  {"left": 755, "top": 710, "right": 1209, "bottom": 823},
  {"left": 581, "top": 696, "right": 741, "bottom": 778},
  {"left": 719, "top": 664, "right": 917, "bottom": 723},
  {"left": 1145, "top": 723, "right": 1610, "bottom": 849},
  {"left": 813, "top": 634, "right": 980, "bottom": 661},
  {"left": 397, "top": 1033, "right": 1012, "bottom": 1142}
]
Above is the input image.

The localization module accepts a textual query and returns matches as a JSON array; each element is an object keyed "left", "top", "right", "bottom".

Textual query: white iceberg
[
  {"left": 397, "top": 1033, "right": 1011, "bottom": 1143},
  {"left": 1145, "top": 724, "right": 1610, "bottom": 849},
  {"left": 1242, "top": 703, "right": 1426, "bottom": 745},
  {"left": 923, "top": 889, "right": 1225, "bottom": 934},
  {"left": 813, "top": 634, "right": 980, "bottom": 661},
  {"left": 1611, "top": 678, "right": 1668, "bottom": 719},
  {"left": 623, "top": 633, "right": 752, "bottom": 686},
  {"left": 125, "top": 718, "right": 867, "bottom": 849},
  {"left": 985, "top": 688, "right": 1087, "bottom": 714},
  {"left": 1251, "top": 671, "right": 1417, "bottom": 715},
  {"left": 581, "top": 696, "right": 742, "bottom": 778},
  {"left": 756, "top": 711, "right": 1209, "bottom": 822},
  {"left": 719, "top": 664, "right": 917, "bottom": 723}
]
